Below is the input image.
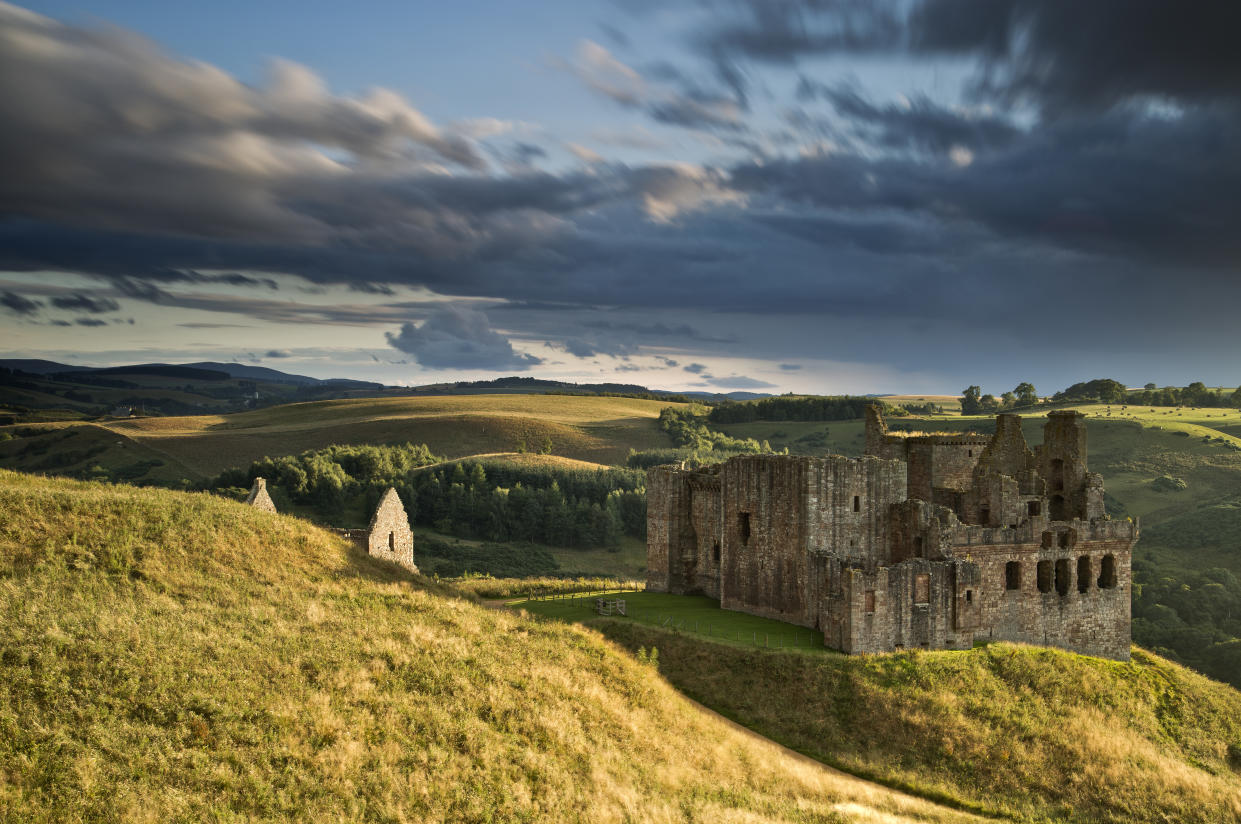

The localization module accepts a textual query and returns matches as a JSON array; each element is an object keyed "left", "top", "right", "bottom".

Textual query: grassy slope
[
  {"left": 599, "top": 624, "right": 1241, "bottom": 824},
  {"left": 0, "top": 470, "right": 979, "bottom": 824},
  {"left": 82, "top": 394, "right": 673, "bottom": 476}
]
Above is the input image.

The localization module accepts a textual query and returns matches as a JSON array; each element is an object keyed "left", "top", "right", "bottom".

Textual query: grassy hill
[
  {"left": 0, "top": 469, "right": 988, "bottom": 823},
  {"left": 597, "top": 623, "right": 1241, "bottom": 824},
  {"left": 0, "top": 394, "right": 680, "bottom": 481}
]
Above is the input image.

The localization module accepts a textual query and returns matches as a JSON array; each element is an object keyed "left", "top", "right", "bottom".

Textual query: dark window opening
[
  {"left": 1041, "top": 531, "right": 1054, "bottom": 549},
  {"left": 388, "top": 531, "right": 395, "bottom": 552},
  {"left": 914, "top": 573, "right": 930, "bottom": 604},
  {"left": 913, "top": 536, "right": 924, "bottom": 557},
  {"left": 1050, "top": 494, "right": 1066, "bottom": 521},
  {"left": 1098, "top": 554, "right": 1117, "bottom": 589},
  {"left": 1051, "top": 458, "right": 1065, "bottom": 492},
  {"left": 980, "top": 506, "right": 990, "bottom": 525},
  {"left": 1059, "top": 531, "right": 1070, "bottom": 549},
  {"left": 738, "top": 512, "right": 751, "bottom": 546},
  {"left": 965, "top": 589, "right": 973, "bottom": 603},
  {"left": 1077, "top": 556, "right": 1091, "bottom": 593},
  {"left": 712, "top": 542, "right": 721, "bottom": 565},
  {"left": 1055, "top": 559, "right": 1071, "bottom": 597},
  {"left": 1028, "top": 500, "right": 1041, "bottom": 517},
  {"left": 1005, "top": 561, "right": 1021, "bottom": 590},
  {"left": 968, "top": 450, "right": 973, "bottom": 457},
  {"left": 864, "top": 590, "right": 876, "bottom": 613},
  {"left": 1037, "top": 560, "right": 1053, "bottom": 593},
  {"left": 853, "top": 495, "right": 861, "bottom": 512}
]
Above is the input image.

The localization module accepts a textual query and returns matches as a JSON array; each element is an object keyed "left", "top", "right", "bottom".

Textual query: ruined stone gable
[
  {"left": 244, "top": 477, "right": 277, "bottom": 513},
  {"left": 367, "top": 487, "right": 417, "bottom": 572}
]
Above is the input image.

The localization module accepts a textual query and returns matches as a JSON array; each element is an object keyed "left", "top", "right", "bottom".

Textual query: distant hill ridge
[{"left": 0, "top": 360, "right": 771, "bottom": 399}]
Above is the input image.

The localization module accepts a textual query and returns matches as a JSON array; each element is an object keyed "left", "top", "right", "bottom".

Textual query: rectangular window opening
[
  {"left": 1037, "top": 560, "right": 1053, "bottom": 593},
  {"left": 864, "top": 590, "right": 876, "bottom": 613},
  {"left": 1055, "top": 559, "right": 1071, "bottom": 597},
  {"left": 738, "top": 512, "right": 751, "bottom": 546},
  {"left": 1098, "top": 554, "right": 1118, "bottom": 589},
  {"left": 1077, "top": 556, "right": 1091, "bottom": 593},
  {"left": 853, "top": 495, "right": 861, "bottom": 513},
  {"left": 1005, "top": 561, "right": 1021, "bottom": 591},
  {"left": 1028, "top": 500, "right": 1041, "bottom": 517}
]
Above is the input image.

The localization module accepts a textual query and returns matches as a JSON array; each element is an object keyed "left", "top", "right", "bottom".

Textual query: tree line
[
  {"left": 707, "top": 395, "right": 888, "bottom": 423},
  {"left": 205, "top": 443, "right": 646, "bottom": 549},
  {"left": 960, "top": 379, "right": 1241, "bottom": 415}
]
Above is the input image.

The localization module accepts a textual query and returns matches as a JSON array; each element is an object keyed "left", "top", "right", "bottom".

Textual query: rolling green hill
[
  {"left": 0, "top": 394, "right": 682, "bottom": 481},
  {"left": 0, "top": 469, "right": 982, "bottom": 823}
]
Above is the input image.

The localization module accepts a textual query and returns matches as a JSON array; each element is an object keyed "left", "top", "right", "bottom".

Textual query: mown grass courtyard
[{"left": 511, "top": 590, "right": 831, "bottom": 653}]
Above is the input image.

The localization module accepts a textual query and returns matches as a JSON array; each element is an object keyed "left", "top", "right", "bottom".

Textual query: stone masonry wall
[
  {"left": 835, "top": 558, "right": 978, "bottom": 653},
  {"left": 367, "top": 487, "right": 417, "bottom": 572},
  {"left": 244, "top": 477, "right": 277, "bottom": 513},
  {"left": 719, "top": 456, "right": 813, "bottom": 625},
  {"left": 963, "top": 538, "right": 1132, "bottom": 660}
]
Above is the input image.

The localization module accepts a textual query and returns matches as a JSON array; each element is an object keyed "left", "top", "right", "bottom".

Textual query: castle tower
[
  {"left": 367, "top": 487, "right": 417, "bottom": 571},
  {"left": 1040, "top": 411, "right": 1090, "bottom": 521},
  {"left": 244, "top": 477, "right": 277, "bottom": 513}
]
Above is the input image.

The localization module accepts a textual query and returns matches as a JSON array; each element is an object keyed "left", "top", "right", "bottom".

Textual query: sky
[{"left": 1, "top": 0, "right": 1239, "bottom": 395}]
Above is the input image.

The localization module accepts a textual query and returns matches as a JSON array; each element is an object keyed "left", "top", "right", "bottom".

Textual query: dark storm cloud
[
  {"left": 50, "top": 293, "right": 121, "bottom": 314},
  {"left": 4, "top": 0, "right": 1241, "bottom": 378},
  {"left": 730, "top": 105, "right": 1241, "bottom": 269},
  {"left": 795, "top": 79, "right": 1019, "bottom": 155},
  {"left": 385, "top": 305, "right": 543, "bottom": 370},
  {"left": 1, "top": 291, "right": 41, "bottom": 315},
  {"left": 686, "top": 0, "right": 1241, "bottom": 113},
  {"left": 684, "top": 363, "right": 709, "bottom": 374}
]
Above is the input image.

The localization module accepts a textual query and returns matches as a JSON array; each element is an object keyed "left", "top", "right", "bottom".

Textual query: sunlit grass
[
  {"left": 599, "top": 622, "right": 1241, "bottom": 824},
  {"left": 0, "top": 469, "right": 981, "bottom": 823}
]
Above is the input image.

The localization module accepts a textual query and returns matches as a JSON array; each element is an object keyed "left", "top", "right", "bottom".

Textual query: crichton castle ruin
[
  {"left": 647, "top": 408, "right": 1136, "bottom": 660},
  {"left": 245, "top": 478, "right": 418, "bottom": 572}
]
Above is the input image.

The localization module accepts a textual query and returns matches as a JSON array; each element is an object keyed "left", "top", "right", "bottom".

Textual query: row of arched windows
[{"left": 1005, "top": 555, "right": 1117, "bottom": 595}]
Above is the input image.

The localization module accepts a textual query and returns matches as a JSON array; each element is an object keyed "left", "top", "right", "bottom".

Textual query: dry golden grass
[
  {"left": 0, "top": 470, "right": 983, "bottom": 823},
  {"left": 599, "top": 623, "right": 1241, "bottom": 824},
  {"left": 88, "top": 394, "right": 678, "bottom": 475}
]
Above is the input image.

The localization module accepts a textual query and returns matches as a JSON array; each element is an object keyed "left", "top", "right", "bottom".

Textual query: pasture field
[
  {"left": 1, "top": 394, "right": 681, "bottom": 479},
  {"left": 514, "top": 590, "right": 828, "bottom": 652},
  {"left": 0, "top": 469, "right": 984, "bottom": 824}
]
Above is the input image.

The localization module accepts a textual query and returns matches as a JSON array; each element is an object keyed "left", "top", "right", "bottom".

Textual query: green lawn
[{"left": 514, "top": 590, "right": 830, "bottom": 652}]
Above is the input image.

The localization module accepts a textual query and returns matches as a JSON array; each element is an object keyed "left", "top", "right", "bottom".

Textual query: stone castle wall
[{"left": 648, "top": 408, "right": 1136, "bottom": 661}]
